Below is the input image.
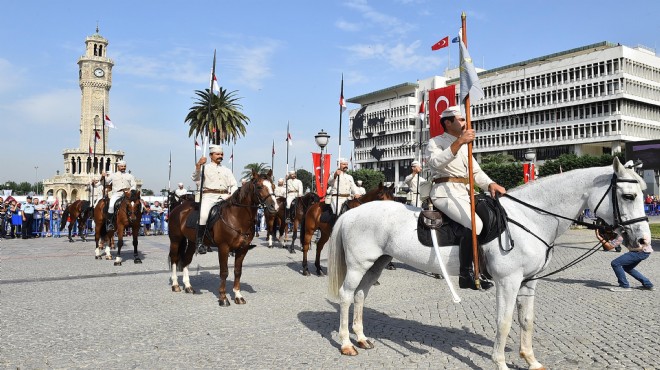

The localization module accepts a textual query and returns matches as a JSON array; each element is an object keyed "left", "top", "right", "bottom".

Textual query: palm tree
[
  {"left": 242, "top": 162, "right": 270, "bottom": 180},
  {"left": 185, "top": 88, "right": 250, "bottom": 145}
]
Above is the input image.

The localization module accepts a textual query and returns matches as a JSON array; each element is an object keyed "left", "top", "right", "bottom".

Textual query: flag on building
[
  {"left": 458, "top": 38, "right": 484, "bottom": 104},
  {"left": 428, "top": 85, "right": 456, "bottom": 137},
  {"left": 104, "top": 114, "right": 115, "bottom": 128},
  {"left": 431, "top": 36, "right": 449, "bottom": 51}
]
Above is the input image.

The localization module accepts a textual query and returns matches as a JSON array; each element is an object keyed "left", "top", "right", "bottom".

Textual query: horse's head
[
  {"left": 122, "top": 189, "right": 142, "bottom": 224},
  {"left": 362, "top": 182, "right": 396, "bottom": 202},
  {"left": 251, "top": 169, "right": 278, "bottom": 213},
  {"left": 589, "top": 157, "right": 651, "bottom": 250}
]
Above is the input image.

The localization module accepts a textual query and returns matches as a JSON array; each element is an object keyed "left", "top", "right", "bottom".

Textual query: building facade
[
  {"left": 43, "top": 28, "right": 141, "bottom": 203},
  {"left": 348, "top": 41, "right": 660, "bottom": 191}
]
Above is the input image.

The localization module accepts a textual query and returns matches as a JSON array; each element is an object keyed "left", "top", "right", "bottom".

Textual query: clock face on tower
[{"left": 94, "top": 68, "right": 105, "bottom": 77}]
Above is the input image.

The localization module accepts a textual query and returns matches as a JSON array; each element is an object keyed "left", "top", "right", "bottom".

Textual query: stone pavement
[{"left": 1, "top": 226, "right": 658, "bottom": 369}]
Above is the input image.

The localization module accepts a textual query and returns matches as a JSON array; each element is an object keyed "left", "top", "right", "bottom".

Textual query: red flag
[
  {"left": 312, "top": 152, "right": 332, "bottom": 199},
  {"left": 195, "top": 140, "right": 201, "bottom": 151},
  {"left": 88, "top": 139, "right": 92, "bottom": 155},
  {"left": 287, "top": 132, "right": 293, "bottom": 146},
  {"left": 429, "top": 85, "right": 456, "bottom": 137},
  {"left": 212, "top": 74, "right": 220, "bottom": 95},
  {"left": 431, "top": 36, "right": 450, "bottom": 51},
  {"left": 418, "top": 94, "right": 425, "bottom": 121},
  {"left": 104, "top": 114, "right": 115, "bottom": 128},
  {"left": 340, "top": 81, "right": 347, "bottom": 112},
  {"left": 94, "top": 130, "right": 101, "bottom": 142}
]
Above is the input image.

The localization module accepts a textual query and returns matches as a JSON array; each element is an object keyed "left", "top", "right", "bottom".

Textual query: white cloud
[
  {"left": 344, "top": 41, "right": 443, "bottom": 72},
  {"left": 223, "top": 40, "right": 280, "bottom": 91},
  {"left": 0, "top": 58, "right": 24, "bottom": 93},
  {"left": 343, "top": 0, "right": 414, "bottom": 36},
  {"left": 5, "top": 89, "right": 79, "bottom": 128},
  {"left": 335, "top": 19, "right": 361, "bottom": 32}
]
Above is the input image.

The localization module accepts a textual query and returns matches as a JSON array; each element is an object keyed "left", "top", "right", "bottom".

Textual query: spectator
[
  {"left": 141, "top": 200, "right": 152, "bottom": 236},
  {"left": 7, "top": 199, "right": 20, "bottom": 238},
  {"left": 21, "top": 196, "right": 36, "bottom": 239},
  {"left": 603, "top": 233, "right": 655, "bottom": 292},
  {"left": 33, "top": 198, "right": 46, "bottom": 237},
  {"left": 151, "top": 200, "right": 164, "bottom": 235},
  {"left": 50, "top": 201, "right": 62, "bottom": 237},
  {"left": 0, "top": 197, "right": 6, "bottom": 238}
]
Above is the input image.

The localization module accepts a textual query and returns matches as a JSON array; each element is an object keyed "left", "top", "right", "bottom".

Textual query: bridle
[
  {"left": 502, "top": 172, "right": 648, "bottom": 281},
  {"left": 221, "top": 178, "right": 274, "bottom": 241}
]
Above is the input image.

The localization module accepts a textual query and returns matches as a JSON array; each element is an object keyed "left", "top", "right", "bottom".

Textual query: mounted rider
[
  {"left": 89, "top": 179, "right": 104, "bottom": 207},
  {"left": 355, "top": 180, "right": 367, "bottom": 196},
  {"left": 404, "top": 160, "right": 428, "bottom": 207},
  {"left": 274, "top": 178, "right": 286, "bottom": 198},
  {"left": 325, "top": 158, "right": 361, "bottom": 214},
  {"left": 102, "top": 160, "right": 137, "bottom": 232},
  {"left": 285, "top": 171, "right": 303, "bottom": 221},
  {"left": 192, "top": 144, "right": 238, "bottom": 254},
  {"left": 174, "top": 182, "right": 188, "bottom": 199},
  {"left": 426, "top": 106, "right": 506, "bottom": 290}
]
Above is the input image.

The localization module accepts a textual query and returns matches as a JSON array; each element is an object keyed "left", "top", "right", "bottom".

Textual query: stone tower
[{"left": 43, "top": 28, "right": 140, "bottom": 204}]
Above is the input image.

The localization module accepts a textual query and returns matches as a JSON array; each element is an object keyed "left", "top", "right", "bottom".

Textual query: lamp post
[
  {"left": 524, "top": 148, "right": 536, "bottom": 182},
  {"left": 315, "top": 130, "right": 330, "bottom": 196}
]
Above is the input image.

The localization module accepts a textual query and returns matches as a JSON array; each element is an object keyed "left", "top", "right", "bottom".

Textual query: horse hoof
[
  {"left": 316, "top": 269, "right": 326, "bottom": 277},
  {"left": 302, "top": 269, "right": 310, "bottom": 276},
  {"left": 105, "top": 256, "right": 113, "bottom": 260},
  {"left": 172, "top": 285, "right": 182, "bottom": 292},
  {"left": 114, "top": 261, "right": 122, "bottom": 266},
  {"left": 386, "top": 263, "right": 396, "bottom": 270},
  {"left": 218, "top": 299, "right": 231, "bottom": 307},
  {"left": 95, "top": 256, "right": 101, "bottom": 260},
  {"left": 134, "top": 258, "right": 142, "bottom": 264},
  {"left": 234, "top": 297, "right": 246, "bottom": 304},
  {"left": 288, "top": 248, "right": 296, "bottom": 254},
  {"left": 68, "top": 239, "right": 74, "bottom": 243},
  {"left": 357, "top": 339, "right": 374, "bottom": 350},
  {"left": 373, "top": 281, "right": 380, "bottom": 286},
  {"left": 340, "top": 345, "right": 359, "bottom": 356},
  {"left": 184, "top": 287, "right": 197, "bottom": 294}
]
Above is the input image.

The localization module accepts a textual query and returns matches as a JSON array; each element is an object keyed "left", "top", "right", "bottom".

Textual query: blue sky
[{"left": 2, "top": 0, "right": 660, "bottom": 192}]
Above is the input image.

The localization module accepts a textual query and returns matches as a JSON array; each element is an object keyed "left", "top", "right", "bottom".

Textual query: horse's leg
[
  {"left": 132, "top": 225, "right": 141, "bottom": 264},
  {"left": 217, "top": 245, "right": 231, "bottom": 307},
  {"left": 80, "top": 219, "right": 86, "bottom": 242},
  {"left": 353, "top": 255, "right": 391, "bottom": 350},
  {"left": 94, "top": 232, "right": 102, "bottom": 259},
  {"left": 232, "top": 248, "right": 248, "bottom": 304},
  {"left": 517, "top": 280, "right": 545, "bottom": 370},
  {"left": 170, "top": 258, "right": 181, "bottom": 292},
  {"left": 68, "top": 223, "right": 74, "bottom": 243},
  {"left": 182, "top": 237, "right": 197, "bottom": 294},
  {"left": 288, "top": 219, "right": 297, "bottom": 254},
  {"left": 492, "top": 277, "right": 523, "bottom": 370},
  {"left": 314, "top": 227, "right": 331, "bottom": 276},
  {"left": 114, "top": 228, "right": 124, "bottom": 266}
]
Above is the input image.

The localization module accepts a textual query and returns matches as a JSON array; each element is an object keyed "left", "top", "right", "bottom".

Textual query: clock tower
[{"left": 43, "top": 28, "right": 140, "bottom": 204}]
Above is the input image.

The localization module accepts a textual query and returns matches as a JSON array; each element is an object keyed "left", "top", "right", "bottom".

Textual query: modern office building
[{"left": 348, "top": 41, "right": 660, "bottom": 192}]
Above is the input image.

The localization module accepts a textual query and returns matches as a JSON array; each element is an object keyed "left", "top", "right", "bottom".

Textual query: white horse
[{"left": 327, "top": 158, "right": 650, "bottom": 370}]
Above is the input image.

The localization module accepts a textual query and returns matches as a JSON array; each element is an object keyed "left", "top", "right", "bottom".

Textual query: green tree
[
  {"left": 538, "top": 152, "right": 624, "bottom": 177},
  {"left": 185, "top": 88, "right": 250, "bottom": 145},
  {"left": 17, "top": 181, "right": 32, "bottom": 195},
  {"left": 295, "top": 169, "right": 314, "bottom": 193},
  {"left": 481, "top": 153, "right": 516, "bottom": 165},
  {"left": 141, "top": 188, "right": 155, "bottom": 196},
  {"left": 242, "top": 162, "right": 271, "bottom": 180},
  {"left": 348, "top": 168, "right": 386, "bottom": 192},
  {"left": 481, "top": 163, "right": 525, "bottom": 190}
]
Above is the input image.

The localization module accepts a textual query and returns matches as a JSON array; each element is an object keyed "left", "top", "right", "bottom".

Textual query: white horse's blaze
[{"left": 326, "top": 159, "right": 649, "bottom": 369}]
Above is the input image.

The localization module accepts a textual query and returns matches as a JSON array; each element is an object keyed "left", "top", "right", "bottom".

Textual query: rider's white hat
[
  {"left": 411, "top": 160, "right": 421, "bottom": 167},
  {"left": 117, "top": 160, "right": 126, "bottom": 165},
  {"left": 209, "top": 145, "right": 223, "bottom": 154},
  {"left": 440, "top": 106, "right": 461, "bottom": 119}
]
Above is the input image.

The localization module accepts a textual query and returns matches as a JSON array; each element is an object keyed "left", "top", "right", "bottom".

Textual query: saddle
[
  {"left": 185, "top": 201, "right": 223, "bottom": 230},
  {"left": 319, "top": 204, "right": 337, "bottom": 226},
  {"left": 416, "top": 193, "right": 509, "bottom": 247}
]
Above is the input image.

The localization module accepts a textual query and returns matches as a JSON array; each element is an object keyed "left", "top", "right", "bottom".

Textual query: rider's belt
[
  {"left": 287, "top": 191, "right": 298, "bottom": 193},
  {"left": 433, "top": 177, "right": 469, "bottom": 184},
  {"left": 334, "top": 193, "right": 351, "bottom": 197},
  {"left": 203, "top": 188, "right": 228, "bottom": 194}
]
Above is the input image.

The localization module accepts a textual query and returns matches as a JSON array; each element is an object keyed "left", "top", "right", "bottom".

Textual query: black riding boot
[
  {"left": 458, "top": 229, "right": 493, "bottom": 290},
  {"left": 196, "top": 226, "right": 206, "bottom": 254},
  {"left": 106, "top": 212, "right": 115, "bottom": 231}
]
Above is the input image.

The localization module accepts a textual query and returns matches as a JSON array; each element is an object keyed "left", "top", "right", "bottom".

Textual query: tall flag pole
[
  {"left": 197, "top": 50, "right": 216, "bottom": 229},
  {"left": 335, "top": 74, "right": 346, "bottom": 213},
  {"left": 230, "top": 145, "right": 234, "bottom": 174},
  {"left": 271, "top": 140, "right": 275, "bottom": 181},
  {"left": 102, "top": 105, "right": 107, "bottom": 195},
  {"left": 461, "top": 12, "right": 481, "bottom": 289},
  {"left": 416, "top": 90, "right": 426, "bottom": 207}
]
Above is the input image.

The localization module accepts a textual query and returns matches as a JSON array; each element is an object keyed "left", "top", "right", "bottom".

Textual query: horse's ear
[
  {"left": 613, "top": 156, "right": 623, "bottom": 174},
  {"left": 377, "top": 182, "right": 384, "bottom": 189},
  {"left": 266, "top": 169, "right": 273, "bottom": 178}
]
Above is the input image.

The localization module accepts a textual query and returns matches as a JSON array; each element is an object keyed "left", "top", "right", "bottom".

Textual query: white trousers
[
  {"left": 326, "top": 195, "right": 350, "bottom": 215},
  {"left": 431, "top": 194, "right": 484, "bottom": 235},
  {"left": 108, "top": 192, "right": 123, "bottom": 214},
  {"left": 199, "top": 193, "right": 223, "bottom": 226}
]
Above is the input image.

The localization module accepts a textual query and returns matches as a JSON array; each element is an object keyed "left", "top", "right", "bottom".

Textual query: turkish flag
[
  {"left": 431, "top": 36, "right": 449, "bottom": 51},
  {"left": 428, "top": 85, "right": 456, "bottom": 137}
]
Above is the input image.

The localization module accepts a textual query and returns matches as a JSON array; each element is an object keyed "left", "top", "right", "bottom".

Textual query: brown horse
[
  {"left": 264, "top": 196, "right": 286, "bottom": 248},
  {"left": 300, "top": 182, "right": 395, "bottom": 276},
  {"left": 168, "top": 170, "right": 278, "bottom": 306},
  {"left": 93, "top": 190, "right": 143, "bottom": 266},
  {"left": 264, "top": 192, "right": 321, "bottom": 252},
  {"left": 60, "top": 200, "right": 93, "bottom": 242}
]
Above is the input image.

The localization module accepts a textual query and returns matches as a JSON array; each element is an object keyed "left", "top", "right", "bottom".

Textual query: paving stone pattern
[{"left": 1, "top": 226, "right": 658, "bottom": 369}]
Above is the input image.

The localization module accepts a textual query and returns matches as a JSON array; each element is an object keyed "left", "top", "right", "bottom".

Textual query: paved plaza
[{"left": 1, "top": 223, "right": 658, "bottom": 369}]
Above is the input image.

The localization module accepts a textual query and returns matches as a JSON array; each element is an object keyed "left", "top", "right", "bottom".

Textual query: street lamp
[{"left": 315, "top": 130, "right": 331, "bottom": 195}]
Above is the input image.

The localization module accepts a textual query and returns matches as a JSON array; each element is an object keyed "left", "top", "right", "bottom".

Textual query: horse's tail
[
  {"left": 80, "top": 201, "right": 91, "bottom": 218},
  {"left": 327, "top": 217, "right": 347, "bottom": 302},
  {"left": 60, "top": 208, "right": 69, "bottom": 231}
]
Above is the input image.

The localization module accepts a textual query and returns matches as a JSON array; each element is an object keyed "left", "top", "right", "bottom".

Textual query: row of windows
[
  {"left": 476, "top": 79, "right": 623, "bottom": 116},
  {"left": 623, "top": 58, "right": 660, "bottom": 83},
  {"left": 67, "top": 156, "right": 117, "bottom": 175},
  {"left": 482, "top": 59, "right": 623, "bottom": 98}
]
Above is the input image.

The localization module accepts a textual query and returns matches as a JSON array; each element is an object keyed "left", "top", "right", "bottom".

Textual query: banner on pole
[
  {"left": 429, "top": 85, "right": 456, "bottom": 138},
  {"left": 312, "top": 152, "right": 332, "bottom": 199}
]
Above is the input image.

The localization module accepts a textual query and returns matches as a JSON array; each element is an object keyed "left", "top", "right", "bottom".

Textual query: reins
[{"left": 500, "top": 173, "right": 648, "bottom": 282}]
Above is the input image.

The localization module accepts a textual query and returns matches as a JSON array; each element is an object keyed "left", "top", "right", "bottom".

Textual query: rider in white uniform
[
  {"left": 285, "top": 171, "right": 303, "bottom": 221},
  {"left": 426, "top": 106, "right": 506, "bottom": 290},
  {"left": 192, "top": 144, "right": 238, "bottom": 254},
  {"left": 103, "top": 160, "right": 137, "bottom": 231},
  {"left": 325, "top": 158, "right": 361, "bottom": 214},
  {"left": 274, "top": 178, "right": 286, "bottom": 198},
  {"left": 404, "top": 160, "right": 427, "bottom": 208}
]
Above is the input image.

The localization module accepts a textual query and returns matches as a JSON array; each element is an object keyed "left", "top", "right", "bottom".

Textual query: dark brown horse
[
  {"left": 300, "top": 182, "right": 395, "bottom": 276},
  {"left": 60, "top": 200, "right": 93, "bottom": 242},
  {"left": 264, "top": 192, "right": 321, "bottom": 252},
  {"left": 264, "top": 196, "right": 286, "bottom": 248},
  {"left": 93, "top": 190, "right": 143, "bottom": 266},
  {"left": 168, "top": 170, "right": 277, "bottom": 306}
]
